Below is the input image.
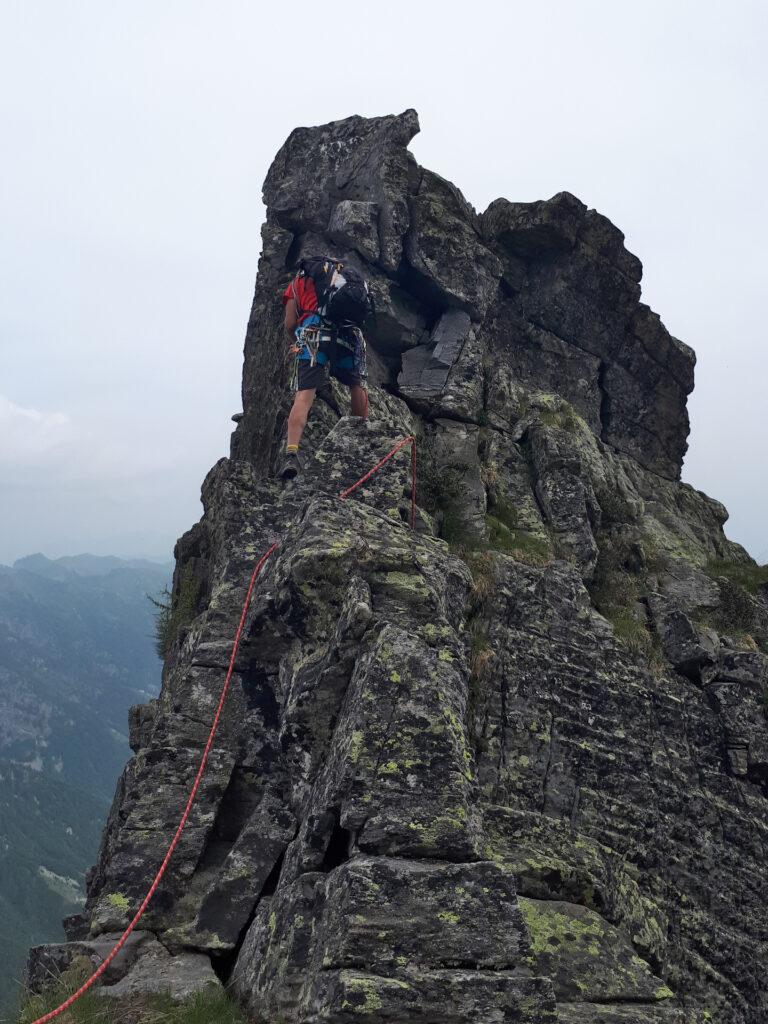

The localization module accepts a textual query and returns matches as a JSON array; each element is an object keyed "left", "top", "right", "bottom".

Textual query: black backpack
[{"left": 298, "top": 256, "right": 374, "bottom": 328}]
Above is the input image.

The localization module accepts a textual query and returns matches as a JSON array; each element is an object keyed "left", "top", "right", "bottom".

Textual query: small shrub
[
  {"left": 441, "top": 505, "right": 476, "bottom": 549},
  {"left": 149, "top": 565, "right": 200, "bottom": 660}
]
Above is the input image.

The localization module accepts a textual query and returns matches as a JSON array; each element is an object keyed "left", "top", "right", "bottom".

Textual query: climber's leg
[
  {"left": 280, "top": 361, "right": 324, "bottom": 480},
  {"left": 349, "top": 384, "right": 369, "bottom": 419},
  {"left": 286, "top": 388, "right": 316, "bottom": 448}
]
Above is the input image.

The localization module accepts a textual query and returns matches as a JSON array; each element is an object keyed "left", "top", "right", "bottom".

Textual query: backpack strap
[{"left": 291, "top": 275, "right": 303, "bottom": 318}]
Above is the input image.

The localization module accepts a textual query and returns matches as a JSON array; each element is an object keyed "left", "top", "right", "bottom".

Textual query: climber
[{"left": 279, "top": 257, "right": 371, "bottom": 481}]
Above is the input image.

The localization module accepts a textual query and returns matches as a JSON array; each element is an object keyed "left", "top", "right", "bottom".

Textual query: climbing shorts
[
  {"left": 297, "top": 360, "right": 362, "bottom": 391},
  {"left": 292, "top": 317, "right": 366, "bottom": 391}
]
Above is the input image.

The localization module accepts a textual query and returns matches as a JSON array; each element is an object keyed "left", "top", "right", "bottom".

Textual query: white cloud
[{"left": 0, "top": 395, "right": 71, "bottom": 465}]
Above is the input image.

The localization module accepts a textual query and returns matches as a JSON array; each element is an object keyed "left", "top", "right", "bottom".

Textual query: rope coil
[{"left": 31, "top": 435, "right": 416, "bottom": 1023}]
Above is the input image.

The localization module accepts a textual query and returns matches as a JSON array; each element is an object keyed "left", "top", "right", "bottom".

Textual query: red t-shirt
[{"left": 282, "top": 275, "right": 318, "bottom": 325}]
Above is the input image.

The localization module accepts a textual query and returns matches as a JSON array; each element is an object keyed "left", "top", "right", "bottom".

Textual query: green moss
[
  {"left": 437, "top": 910, "right": 461, "bottom": 924},
  {"left": 519, "top": 897, "right": 605, "bottom": 957},
  {"left": 655, "top": 985, "right": 675, "bottom": 1000},
  {"left": 341, "top": 977, "right": 384, "bottom": 1014},
  {"left": 105, "top": 891, "right": 130, "bottom": 910},
  {"left": 384, "top": 571, "right": 429, "bottom": 596}
]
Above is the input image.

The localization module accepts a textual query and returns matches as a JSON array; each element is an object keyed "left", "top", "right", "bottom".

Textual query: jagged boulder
[{"left": 26, "top": 111, "right": 768, "bottom": 1024}]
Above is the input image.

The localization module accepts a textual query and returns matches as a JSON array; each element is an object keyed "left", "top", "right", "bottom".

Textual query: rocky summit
[{"left": 26, "top": 112, "right": 768, "bottom": 1024}]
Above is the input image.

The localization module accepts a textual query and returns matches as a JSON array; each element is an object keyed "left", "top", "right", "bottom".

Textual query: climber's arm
[{"left": 284, "top": 298, "right": 299, "bottom": 341}]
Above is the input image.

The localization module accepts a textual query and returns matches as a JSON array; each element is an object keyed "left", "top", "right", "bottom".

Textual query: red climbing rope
[
  {"left": 32, "top": 436, "right": 416, "bottom": 1023},
  {"left": 30, "top": 542, "right": 278, "bottom": 1024},
  {"left": 339, "top": 434, "right": 417, "bottom": 530}
]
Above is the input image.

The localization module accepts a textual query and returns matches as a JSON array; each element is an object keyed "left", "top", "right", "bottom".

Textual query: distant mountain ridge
[
  {"left": 10, "top": 553, "right": 173, "bottom": 579},
  {"left": 0, "top": 553, "right": 169, "bottom": 1018}
]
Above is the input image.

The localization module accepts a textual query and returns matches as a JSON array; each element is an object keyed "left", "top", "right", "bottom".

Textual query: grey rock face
[
  {"left": 328, "top": 199, "right": 380, "bottom": 262},
  {"left": 25, "top": 931, "right": 154, "bottom": 992},
  {"left": 27, "top": 112, "right": 768, "bottom": 1024},
  {"left": 405, "top": 169, "right": 503, "bottom": 318},
  {"left": 398, "top": 309, "right": 472, "bottom": 406},
  {"left": 98, "top": 940, "right": 220, "bottom": 1000}
]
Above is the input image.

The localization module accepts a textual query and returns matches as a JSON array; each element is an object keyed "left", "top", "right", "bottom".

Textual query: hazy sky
[{"left": 1, "top": 0, "right": 766, "bottom": 565}]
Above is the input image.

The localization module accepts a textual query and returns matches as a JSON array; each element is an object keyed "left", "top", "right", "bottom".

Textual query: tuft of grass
[
  {"left": 485, "top": 515, "right": 552, "bottom": 566},
  {"left": 488, "top": 496, "right": 517, "bottom": 531},
  {"left": 19, "top": 959, "right": 110, "bottom": 1024},
  {"left": 587, "top": 538, "right": 665, "bottom": 672},
  {"left": 416, "top": 432, "right": 476, "bottom": 547},
  {"left": 465, "top": 550, "right": 497, "bottom": 604},
  {"left": 142, "top": 988, "right": 247, "bottom": 1024},
  {"left": 537, "top": 401, "right": 581, "bottom": 434},
  {"left": 479, "top": 460, "right": 500, "bottom": 489},
  {"left": 704, "top": 560, "right": 768, "bottom": 595},
  {"left": 701, "top": 561, "right": 768, "bottom": 650},
  {"left": 148, "top": 566, "right": 200, "bottom": 660},
  {"left": 594, "top": 486, "right": 637, "bottom": 528},
  {"left": 464, "top": 563, "right": 497, "bottom": 749},
  {"left": 609, "top": 607, "right": 653, "bottom": 655},
  {"left": 18, "top": 960, "right": 247, "bottom": 1024}
]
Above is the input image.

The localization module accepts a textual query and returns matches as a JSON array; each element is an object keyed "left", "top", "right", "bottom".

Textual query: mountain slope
[{"left": 0, "top": 555, "right": 168, "bottom": 1018}]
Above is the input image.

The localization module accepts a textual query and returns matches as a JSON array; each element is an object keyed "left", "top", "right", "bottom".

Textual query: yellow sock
[{"left": 286, "top": 444, "right": 299, "bottom": 453}]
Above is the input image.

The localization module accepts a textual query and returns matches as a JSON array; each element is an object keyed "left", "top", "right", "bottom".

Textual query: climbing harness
[
  {"left": 291, "top": 321, "right": 368, "bottom": 391},
  {"left": 31, "top": 435, "right": 417, "bottom": 1024}
]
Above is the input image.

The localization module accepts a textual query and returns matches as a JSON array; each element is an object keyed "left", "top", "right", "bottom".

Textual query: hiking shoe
[{"left": 279, "top": 452, "right": 299, "bottom": 480}]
